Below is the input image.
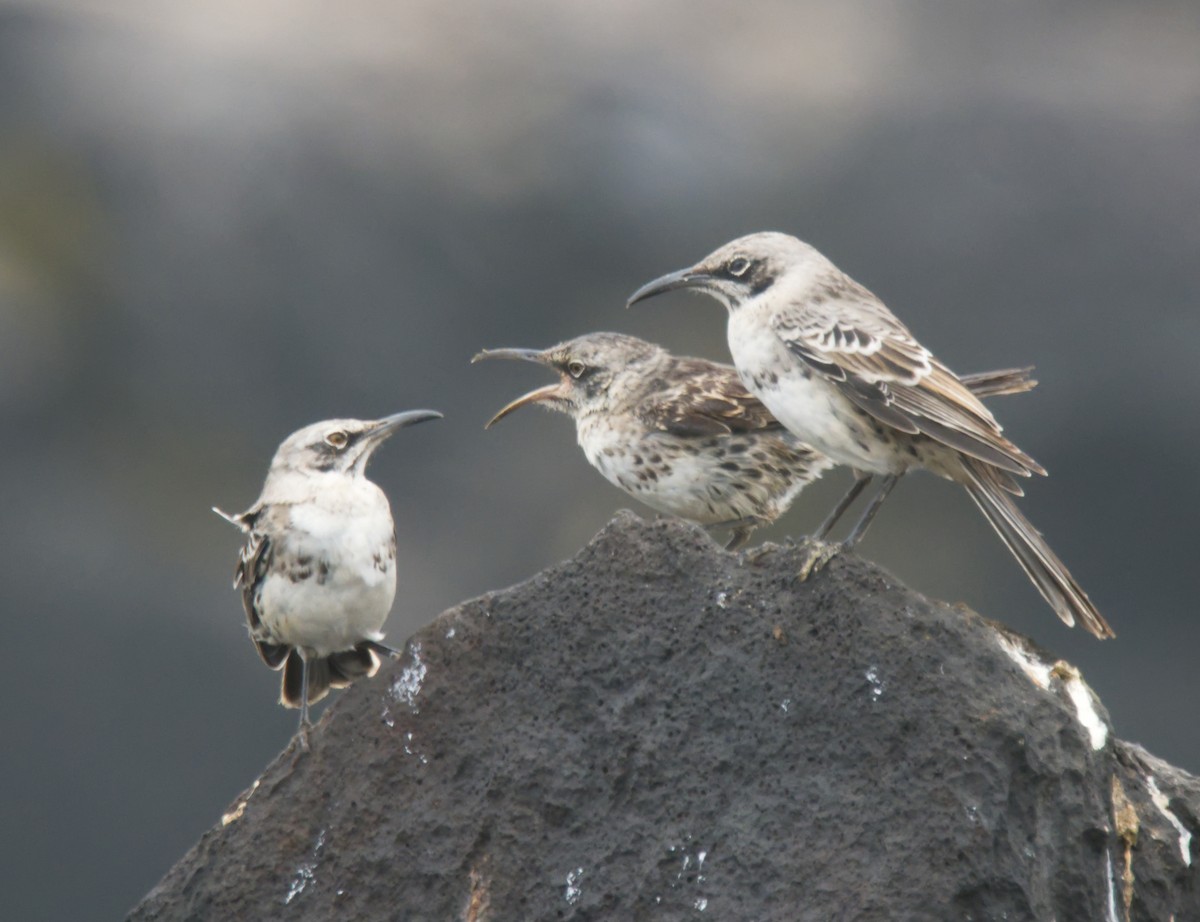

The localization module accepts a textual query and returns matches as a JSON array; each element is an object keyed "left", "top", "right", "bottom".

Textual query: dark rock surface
[{"left": 129, "top": 513, "right": 1198, "bottom": 921}]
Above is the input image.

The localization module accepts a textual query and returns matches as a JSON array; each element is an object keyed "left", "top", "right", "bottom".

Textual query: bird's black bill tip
[
  {"left": 626, "top": 268, "right": 704, "bottom": 308},
  {"left": 377, "top": 409, "right": 444, "bottom": 434}
]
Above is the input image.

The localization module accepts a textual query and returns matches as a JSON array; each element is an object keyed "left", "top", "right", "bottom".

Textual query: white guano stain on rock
[
  {"left": 1147, "top": 776, "right": 1193, "bottom": 867},
  {"left": 995, "top": 632, "right": 1109, "bottom": 751},
  {"left": 284, "top": 828, "right": 326, "bottom": 905},
  {"left": 391, "top": 641, "right": 427, "bottom": 712},
  {"left": 564, "top": 867, "right": 584, "bottom": 905},
  {"left": 403, "top": 730, "right": 429, "bottom": 764},
  {"left": 1104, "top": 848, "right": 1120, "bottom": 922},
  {"left": 221, "top": 778, "right": 260, "bottom": 826},
  {"left": 864, "top": 666, "right": 884, "bottom": 701},
  {"left": 1054, "top": 664, "right": 1108, "bottom": 751},
  {"left": 995, "top": 634, "right": 1051, "bottom": 689}
]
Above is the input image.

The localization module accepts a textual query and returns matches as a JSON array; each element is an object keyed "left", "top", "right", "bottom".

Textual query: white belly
[
  {"left": 257, "top": 486, "right": 396, "bottom": 656},
  {"left": 728, "top": 307, "right": 899, "bottom": 475}
]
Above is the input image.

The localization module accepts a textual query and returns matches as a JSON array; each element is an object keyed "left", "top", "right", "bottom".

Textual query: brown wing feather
[
  {"left": 773, "top": 279, "right": 1045, "bottom": 477},
  {"left": 639, "top": 357, "right": 786, "bottom": 437},
  {"left": 959, "top": 367, "right": 1036, "bottom": 399},
  {"left": 231, "top": 508, "right": 290, "bottom": 669}
]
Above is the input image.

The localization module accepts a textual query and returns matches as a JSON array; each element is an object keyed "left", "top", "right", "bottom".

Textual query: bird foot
[
  {"left": 741, "top": 541, "right": 786, "bottom": 565},
  {"left": 796, "top": 537, "right": 843, "bottom": 582}
]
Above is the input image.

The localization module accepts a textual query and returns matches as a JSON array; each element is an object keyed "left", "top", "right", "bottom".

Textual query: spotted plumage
[{"left": 475, "top": 332, "right": 1032, "bottom": 551}]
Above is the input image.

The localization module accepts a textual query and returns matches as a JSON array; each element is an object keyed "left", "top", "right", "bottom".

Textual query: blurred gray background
[{"left": 1, "top": 0, "right": 1197, "bottom": 917}]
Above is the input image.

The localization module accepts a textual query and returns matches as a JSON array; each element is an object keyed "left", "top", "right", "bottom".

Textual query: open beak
[
  {"left": 367, "top": 409, "right": 444, "bottom": 443},
  {"left": 626, "top": 266, "right": 710, "bottom": 308},
  {"left": 472, "top": 347, "right": 565, "bottom": 429},
  {"left": 484, "top": 382, "right": 565, "bottom": 428}
]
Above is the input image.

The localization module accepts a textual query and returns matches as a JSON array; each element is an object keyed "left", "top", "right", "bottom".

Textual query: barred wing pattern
[{"left": 770, "top": 279, "right": 1045, "bottom": 481}]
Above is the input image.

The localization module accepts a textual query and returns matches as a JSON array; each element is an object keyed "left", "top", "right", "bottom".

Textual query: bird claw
[
  {"left": 741, "top": 541, "right": 783, "bottom": 565},
  {"left": 796, "top": 537, "right": 842, "bottom": 582}
]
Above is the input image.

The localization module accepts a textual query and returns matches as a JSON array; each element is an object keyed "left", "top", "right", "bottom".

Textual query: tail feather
[
  {"left": 961, "top": 460, "right": 1114, "bottom": 639},
  {"left": 361, "top": 639, "right": 402, "bottom": 659},
  {"left": 327, "top": 643, "right": 385, "bottom": 689},
  {"left": 256, "top": 638, "right": 290, "bottom": 670},
  {"left": 280, "top": 642, "right": 390, "bottom": 706},
  {"left": 960, "top": 367, "right": 1038, "bottom": 498},
  {"left": 960, "top": 367, "right": 1037, "bottom": 399},
  {"left": 280, "top": 651, "right": 334, "bottom": 708}
]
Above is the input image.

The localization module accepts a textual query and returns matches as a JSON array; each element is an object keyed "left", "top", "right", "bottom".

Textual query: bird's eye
[
  {"left": 567, "top": 361, "right": 586, "bottom": 379},
  {"left": 727, "top": 256, "right": 751, "bottom": 277},
  {"left": 324, "top": 430, "right": 349, "bottom": 450}
]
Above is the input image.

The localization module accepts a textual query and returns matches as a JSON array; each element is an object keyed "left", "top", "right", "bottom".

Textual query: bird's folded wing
[
  {"left": 233, "top": 522, "right": 290, "bottom": 669},
  {"left": 639, "top": 358, "right": 788, "bottom": 437},
  {"left": 771, "top": 296, "right": 1044, "bottom": 478}
]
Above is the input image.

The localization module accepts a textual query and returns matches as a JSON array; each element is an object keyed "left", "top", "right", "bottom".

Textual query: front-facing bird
[
  {"left": 215, "top": 410, "right": 442, "bottom": 748},
  {"left": 629, "top": 232, "right": 1113, "bottom": 639}
]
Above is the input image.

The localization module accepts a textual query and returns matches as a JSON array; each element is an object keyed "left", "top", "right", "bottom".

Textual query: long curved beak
[
  {"left": 368, "top": 409, "right": 444, "bottom": 442},
  {"left": 472, "top": 347, "right": 566, "bottom": 429},
  {"left": 626, "top": 267, "right": 709, "bottom": 308},
  {"left": 471, "top": 347, "right": 545, "bottom": 365},
  {"left": 484, "top": 383, "right": 564, "bottom": 429}
]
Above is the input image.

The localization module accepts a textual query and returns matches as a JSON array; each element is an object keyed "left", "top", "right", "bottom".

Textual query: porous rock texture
[{"left": 130, "top": 512, "right": 1199, "bottom": 921}]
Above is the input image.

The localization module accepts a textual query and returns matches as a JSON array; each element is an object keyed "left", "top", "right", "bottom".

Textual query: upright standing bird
[
  {"left": 628, "top": 232, "right": 1113, "bottom": 639},
  {"left": 215, "top": 410, "right": 443, "bottom": 747},
  {"left": 474, "top": 332, "right": 1034, "bottom": 551}
]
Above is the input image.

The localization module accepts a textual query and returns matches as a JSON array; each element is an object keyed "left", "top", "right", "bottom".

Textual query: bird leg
[
  {"left": 791, "top": 472, "right": 874, "bottom": 579},
  {"left": 296, "top": 657, "right": 312, "bottom": 752},
  {"left": 842, "top": 474, "right": 900, "bottom": 548},
  {"left": 716, "top": 516, "right": 768, "bottom": 551},
  {"left": 797, "top": 474, "right": 901, "bottom": 581},
  {"left": 811, "top": 473, "right": 873, "bottom": 541}
]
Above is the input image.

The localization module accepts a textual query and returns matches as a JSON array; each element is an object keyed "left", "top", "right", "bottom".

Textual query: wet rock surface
[{"left": 129, "top": 512, "right": 1199, "bottom": 921}]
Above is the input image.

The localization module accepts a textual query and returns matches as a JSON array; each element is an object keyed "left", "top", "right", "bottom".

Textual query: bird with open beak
[{"left": 474, "top": 331, "right": 1034, "bottom": 551}]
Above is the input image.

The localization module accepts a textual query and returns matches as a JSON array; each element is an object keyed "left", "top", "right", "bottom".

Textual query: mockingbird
[
  {"left": 215, "top": 410, "right": 442, "bottom": 747},
  {"left": 473, "top": 332, "right": 1033, "bottom": 551},
  {"left": 628, "top": 232, "right": 1113, "bottom": 639}
]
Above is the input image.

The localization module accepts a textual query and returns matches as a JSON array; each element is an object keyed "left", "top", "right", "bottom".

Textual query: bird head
[
  {"left": 626, "top": 231, "right": 820, "bottom": 312},
  {"left": 268, "top": 410, "right": 443, "bottom": 478},
  {"left": 473, "top": 332, "right": 665, "bottom": 426}
]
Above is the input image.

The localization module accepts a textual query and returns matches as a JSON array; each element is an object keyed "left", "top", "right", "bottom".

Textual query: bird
[
  {"left": 473, "top": 332, "right": 1035, "bottom": 551},
  {"left": 627, "top": 232, "right": 1113, "bottom": 639},
  {"left": 214, "top": 410, "right": 443, "bottom": 747}
]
